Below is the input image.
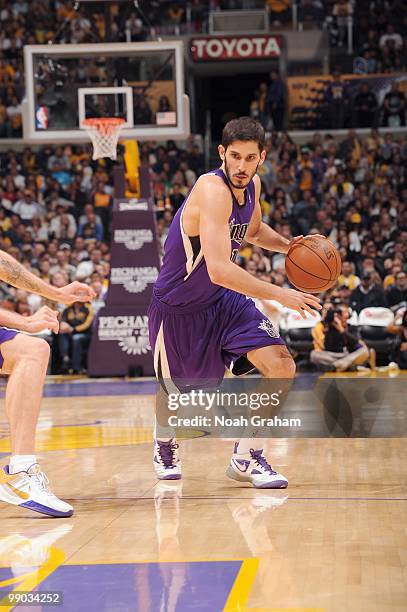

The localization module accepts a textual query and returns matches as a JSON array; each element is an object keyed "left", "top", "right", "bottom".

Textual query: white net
[{"left": 83, "top": 118, "right": 125, "bottom": 161}]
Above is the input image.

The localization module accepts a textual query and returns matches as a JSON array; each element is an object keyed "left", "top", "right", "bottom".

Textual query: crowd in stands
[
  {"left": 251, "top": 70, "right": 406, "bottom": 132},
  {"left": 353, "top": 2, "right": 406, "bottom": 74},
  {"left": 0, "top": 127, "right": 405, "bottom": 373},
  {"left": 0, "top": 137, "right": 206, "bottom": 373},
  {"left": 0, "top": 1, "right": 405, "bottom": 373},
  {"left": 248, "top": 128, "right": 406, "bottom": 304},
  {"left": 0, "top": 143, "right": 112, "bottom": 373},
  {"left": 1, "top": 0, "right": 406, "bottom": 137}
]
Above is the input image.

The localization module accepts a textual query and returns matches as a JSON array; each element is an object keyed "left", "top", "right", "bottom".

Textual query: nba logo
[{"left": 36, "top": 106, "right": 49, "bottom": 129}]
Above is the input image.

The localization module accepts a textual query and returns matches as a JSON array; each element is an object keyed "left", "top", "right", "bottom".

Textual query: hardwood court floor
[{"left": 0, "top": 374, "right": 406, "bottom": 611}]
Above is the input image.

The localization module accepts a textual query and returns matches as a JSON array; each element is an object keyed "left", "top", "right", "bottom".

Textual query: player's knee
[
  {"left": 31, "top": 337, "right": 51, "bottom": 363},
  {"left": 260, "top": 355, "right": 296, "bottom": 378},
  {"left": 278, "top": 356, "right": 296, "bottom": 379}
]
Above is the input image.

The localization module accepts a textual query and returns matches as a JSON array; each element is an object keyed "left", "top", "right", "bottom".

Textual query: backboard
[{"left": 23, "top": 41, "right": 190, "bottom": 143}]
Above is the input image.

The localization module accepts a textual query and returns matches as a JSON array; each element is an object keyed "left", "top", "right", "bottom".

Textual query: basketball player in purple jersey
[
  {"left": 149, "top": 117, "right": 321, "bottom": 488},
  {"left": 0, "top": 249, "right": 95, "bottom": 516}
]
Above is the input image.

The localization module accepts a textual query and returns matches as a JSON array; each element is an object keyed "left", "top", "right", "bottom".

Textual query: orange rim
[{"left": 83, "top": 117, "right": 125, "bottom": 128}]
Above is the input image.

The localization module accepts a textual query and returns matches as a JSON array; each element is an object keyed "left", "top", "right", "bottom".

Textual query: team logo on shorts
[{"left": 258, "top": 319, "right": 280, "bottom": 338}]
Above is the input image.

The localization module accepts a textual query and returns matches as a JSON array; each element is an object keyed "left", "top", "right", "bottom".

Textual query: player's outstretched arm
[
  {"left": 0, "top": 305, "right": 60, "bottom": 334},
  {"left": 198, "top": 179, "right": 321, "bottom": 318},
  {"left": 0, "top": 249, "right": 95, "bottom": 305}
]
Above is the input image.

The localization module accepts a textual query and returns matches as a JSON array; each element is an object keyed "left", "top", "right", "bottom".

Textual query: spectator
[
  {"left": 6, "top": 95, "right": 22, "bottom": 137},
  {"left": 267, "top": 69, "right": 285, "bottom": 131},
  {"left": 47, "top": 146, "right": 71, "bottom": 171},
  {"left": 387, "top": 310, "right": 407, "bottom": 370},
  {"left": 381, "top": 82, "right": 406, "bottom": 127},
  {"left": 58, "top": 301, "right": 94, "bottom": 373},
  {"left": 133, "top": 96, "right": 153, "bottom": 125},
  {"left": 158, "top": 95, "right": 172, "bottom": 113},
  {"left": 337, "top": 261, "right": 360, "bottom": 290},
  {"left": 266, "top": 1, "right": 291, "bottom": 25},
  {"left": 332, "top": 0, "right": 353, "bottom": 47},
  {"left": 350, "top": 272, "right": 387, "bottom": 313},
  {"left": 352, "top": 83, "right": 377, "bottom": 128},
  {"left": 311, "top": 304, "right": 371, "bottom": 371},
  {"left": 50, "top": 249, "right": 76, "bottom": 281},
  {"left": 169, "top": 182, "right": 184, "bottom": 213},
  {"left": 49, "top": 206, "right": 77, "bottom": 240},
  {"left": 255, "top": 82, "right": 270, "bottom": 129},
  {"left": 90, "top": 180, "right": 112, "bottom": 230},
  {"left": 30, "top": 217, "right": 49, "bottom": 242},
  {"left": 325, "top": 72, "right": 348, "bottom": 129},
  {"left": 90, "top": 279, "right": 105, "bottom": 313},
  {"left": 379, "top": 24, "right": 403, "bottom": 52},
  {"left": 386, "top": 271, "right": 407, "bottom": 311},
  {"left": 78, "top": 210, "right": 104, "bottom": 241},
  {"left": 12, "top": 189, "right": 44, "bottom": 222}
]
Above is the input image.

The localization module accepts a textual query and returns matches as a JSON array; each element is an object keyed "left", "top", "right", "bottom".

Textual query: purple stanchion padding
[{"left": 88, "top": 196, "right": 160, "bottom": 377}]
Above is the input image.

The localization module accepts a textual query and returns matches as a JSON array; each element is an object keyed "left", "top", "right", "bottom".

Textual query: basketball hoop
[{"left": 83, "top": 117, "right": 125, "bottom": 161}]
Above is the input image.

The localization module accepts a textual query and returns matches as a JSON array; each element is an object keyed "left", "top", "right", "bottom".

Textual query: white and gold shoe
[{"left": 0, "top": 464, "right": 73, "bottom": 518}]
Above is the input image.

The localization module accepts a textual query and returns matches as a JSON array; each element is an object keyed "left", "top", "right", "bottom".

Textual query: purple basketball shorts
[
  {"left": 148, "top": 289, "right": 285, "bottom": 390},
  {"left": 0, "top": 327, "right": 18, "bottom": 369}
]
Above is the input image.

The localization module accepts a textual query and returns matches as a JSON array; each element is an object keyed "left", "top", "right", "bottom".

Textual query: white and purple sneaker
[
  {"left": 226, "top": 443, "right": 288, "bottom": 489},
  {"left": 0, "top": 464, "right": 74, "bottom": 518},
  {"left": 153, "top": 439, "right": 182, "bottom": 480}
]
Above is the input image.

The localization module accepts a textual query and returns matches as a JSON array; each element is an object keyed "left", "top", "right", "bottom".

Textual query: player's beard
[{"left": 224, "top": 158, "right": 259, "bottom": 190}]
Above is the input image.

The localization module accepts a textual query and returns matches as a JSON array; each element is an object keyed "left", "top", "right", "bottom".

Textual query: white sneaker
[
  {"left": 0, "top": 464, "right": 74, "bottom": 518},
  {"left": 153, "top": 439, "right": 182, "bottom": 480},
  {"left": 226, "top": 443, "right": 288, "bottom": 489}
]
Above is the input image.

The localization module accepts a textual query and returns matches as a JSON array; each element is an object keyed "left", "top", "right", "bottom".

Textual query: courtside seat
[
  {"left": 358, "top": 307, "right": 397, "bottom": 363},
  {"left": 281, "top": 309, "right": 321, "bottom": 361}
]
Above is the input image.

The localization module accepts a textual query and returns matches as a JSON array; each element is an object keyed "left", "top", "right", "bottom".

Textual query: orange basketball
[{"left": 285, "top": 236, "right": 341, "bottom": 293}]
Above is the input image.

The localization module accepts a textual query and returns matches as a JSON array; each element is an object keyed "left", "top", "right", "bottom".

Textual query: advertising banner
[
  {"left": 190, "top": 35, "right": 282, "bottom": 62},
  {"left": 287, "top": 72, "right": 407, "bottom": 130},
  {"left": 87, "top": 306, "right": 154, "bottom": 377},
  {"left": 106, "top": 206, "right": 160, "bottom": 306}
]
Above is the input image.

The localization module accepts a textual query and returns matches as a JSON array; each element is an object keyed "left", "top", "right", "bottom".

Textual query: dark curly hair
[{"left": 222, "top": 117, "right": 265, "bottom": 152}]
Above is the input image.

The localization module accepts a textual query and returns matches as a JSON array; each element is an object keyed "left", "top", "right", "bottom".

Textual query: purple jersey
[{"left": 153, "top": 168, "right": 256, "bottom": 308}]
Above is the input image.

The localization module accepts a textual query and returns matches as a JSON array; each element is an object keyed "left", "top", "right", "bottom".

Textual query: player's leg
[
  {"left": 0, "top": 333, "right": 73, "bottom": 517},
  {"left": 227, "top": 345, "right": 295, "bottom": 489},
  {"left": 1, "top": 334, "right": 49, "bottom": 456},
  {"left": 149, "top": 304, "right": 182, "bottom": 480},
  {"left": 153, "top": 383, "right": 181, "bottom": 480},
  {"left": 247, "top": 343, "right": 296, "bottom": 379}
]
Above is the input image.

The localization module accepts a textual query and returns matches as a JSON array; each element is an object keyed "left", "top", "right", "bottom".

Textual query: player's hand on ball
[
  {"left": 274, "top": 286, "right": 322, "bottom": 319},
  {"left": 286, "top": 235, "right": 304, "bottom": 251},
  {"left": 58, "top": 282, "right": 96, "bottom": 305},
  {"left": 287, "top": 234, "right": 326, "bottom": 252},
  {"left": 25, "top": 306, "right": 60, "bottom": 334}
]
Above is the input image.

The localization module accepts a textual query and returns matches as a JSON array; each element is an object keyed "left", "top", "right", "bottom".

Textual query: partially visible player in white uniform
[{"left": 0, "top": 248, "right": 95, "bottom": 517}]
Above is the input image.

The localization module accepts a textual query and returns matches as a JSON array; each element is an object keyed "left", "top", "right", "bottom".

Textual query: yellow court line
[
  {"left": 246, "top": 609, "right": 325, "bottom": 612},
  {"left": 223, "top": 558, "right": 259, "bottom": 611},
  {"left": 0, "top": 547, "right": 65, "bottom": 612},
  {"left": 61, "top": 556, "right": 253, "bottom": 565}
]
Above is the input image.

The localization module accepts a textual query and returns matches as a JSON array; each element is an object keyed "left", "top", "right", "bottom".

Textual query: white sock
[
  {"left": 236, "top": 439, "right": 264, "bottom": 454},
  {"left": 9, "top": 455, "right": 37, "bottom": 474}
]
